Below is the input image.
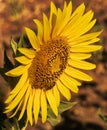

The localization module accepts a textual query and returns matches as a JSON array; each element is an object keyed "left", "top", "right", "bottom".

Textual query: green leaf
[
  {"left": 11, "top": 37, "right": 18, "bottom": 55},
  {"left": 47, "top": 105, "right": 60, "bottom": 126},
  {"left": 47, "top": 106, "right": 57, "bottom": 119},
  {"left": 2, "top": 120, "right": 12, "bottom": 130},
  {"left": 58, "top": 101, "right": 77, "bottom": 113},
  {"left": 3, "top": 118, "right": 21, "bottom": 130},
  {"left": 98, "top": 108, "right": 107, "bottom": 123},
  {"left": 47, "top": 115, "right": 61, "bottom": 126},
  {"left": 47, "top": 101, "right": 77, "bottom": 126}
]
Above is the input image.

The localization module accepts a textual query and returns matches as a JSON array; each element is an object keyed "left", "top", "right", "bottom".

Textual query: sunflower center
[{"left": 28, "top": 37, "right": 69, "bottom": 90}]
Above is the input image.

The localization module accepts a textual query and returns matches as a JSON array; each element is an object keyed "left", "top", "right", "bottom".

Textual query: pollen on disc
[{"left": 28, "top": 37, "right": 70, "bottom": 90}]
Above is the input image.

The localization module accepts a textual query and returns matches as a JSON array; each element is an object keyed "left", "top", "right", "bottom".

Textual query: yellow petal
[
  {"left": 56, "top": 80, "right": 71, "bottom": 101},
  {"left": 9, "top": 98, "right": 23, "bottom": 118},
  {"left": 33, "top": 89, "right": 41, "bottom": 123},
  {"left": 5, "top": 71, "right": 28, "bottom": 103},
  {"left": 68, "top": 59, "right": 96, "bottom": 70},
  {"left": 5, "top": 65, "right": 29, "bottom": 77},
  {"left": 72, "top": 11, "right": 94, "bottom": 32},
  {"left": 49, "top": 2, "right": 57, "bottom": 30},
  {"left": 25, "top": 27, "right": 40, "bottom": 51},
  {"left": 18, "top": 48, "right": 35, "bottom": 59},
  {"left": 43, "top": 13, "right": 51, "bottom": 42},
  {"left": 62, "top": 1, "right": 67, "bottom": 16},
  {"left": 59, "top": 73, "right": 79, "bottom": 93},
  {"left": 71, "top": 3, "right": 85, "bottom": 18},
  {"left": 63, "top": 4, "right": 85, "bottom": 34},
  {"left": 6, "top": 80, "right": 29, "bottom": 111},
  {"left": 27, "top": 89, "right": 34, "bottom": 125},
  {"left": 41, "top": 90, "right": 47, "bottom": 123},
  {"left": 52, "top": 86, "right": 60, "bottom": 106},
  {"left": 69, "top": 53, "right": 91, "bottom": 60},
  {"left": 70, "top": 45, "right": 102, "bottom": 53},
  {"left": 70, "top": 38, "right": 100, "bottom": 46},
  {"left": 78, "top": 19, "right": 96, "bottom": 36},
  {"left": 63, "top": 3, "right": 85, "bottom": 35},
  {"left": 52, "top": 8, "right": 62, "bottom": 37},
  {"left": 18, "top": 85, "right": 31, "bottom": 120},
  {"left": 64, "top": 10, "right": 94, "bottom": 37},
  {"left": 65, "top": 66, "right": 92, "bottom": 81},
  {"left": 33, "top": 19, "right": 43, "bottom": 44},
  {"left": 65, "top": 1, "right": 72, "bottom": 16},
  {"left": 15, "top": 56, "right": 32, "bottom": 65},
  {"left": 10, "top": 72, "right": 28, "bottom": 95},
  {"left": 46, "top": 89, "right": 58, "bottom": 116},
  {"left": 57, "top": 1, "right": 72, "bottom": 35},
  {"left": 64, "top": 73, "right": 81, "bottom": 86},
  {"left": 70, "top": 31, "right": 102, "bottom": 42}
]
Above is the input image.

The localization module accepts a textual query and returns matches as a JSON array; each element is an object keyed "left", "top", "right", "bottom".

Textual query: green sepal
[
  {"left": 11, "top": 37, "right": 18, "bottom": 55},
  {"left": 17, "top": 35, "right": 24, "bottom": 48},
  {"left": 10, "top": 35, "right": 24, "bottom": 56}
]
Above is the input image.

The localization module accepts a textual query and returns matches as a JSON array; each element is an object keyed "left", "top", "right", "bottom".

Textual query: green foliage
[
  {"left": 98, "top": 108, "right": 107, "bottom": 123},
  {"left": 1, "top": 118, "right": 21, "bottom": 130},
  {"left": 8, "top": 0, "right": 24, "bottom": 16},
  {"left": 58, "top": 101, "right": 77, "bottom": 113},
  {"left": 47, "top": 101, "right": 77, "bottom": 126}
]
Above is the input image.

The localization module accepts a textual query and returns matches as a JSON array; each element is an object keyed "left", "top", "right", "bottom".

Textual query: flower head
[{"left": 5, "top": 1, "right": 102, "bottom": 125}]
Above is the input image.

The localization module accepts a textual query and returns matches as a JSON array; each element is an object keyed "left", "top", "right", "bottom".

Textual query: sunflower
[{"left": 5, "top": 1, "right": 102, "bottom": 125}]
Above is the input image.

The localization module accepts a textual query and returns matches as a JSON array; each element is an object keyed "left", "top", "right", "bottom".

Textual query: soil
[{"left": 0, "top": 0, "right": 107, "bottom": 130}]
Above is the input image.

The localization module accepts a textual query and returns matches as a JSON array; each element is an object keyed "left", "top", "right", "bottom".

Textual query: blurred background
[{"left": 0, "top": 0, "right": 107, "bottom": 130}]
